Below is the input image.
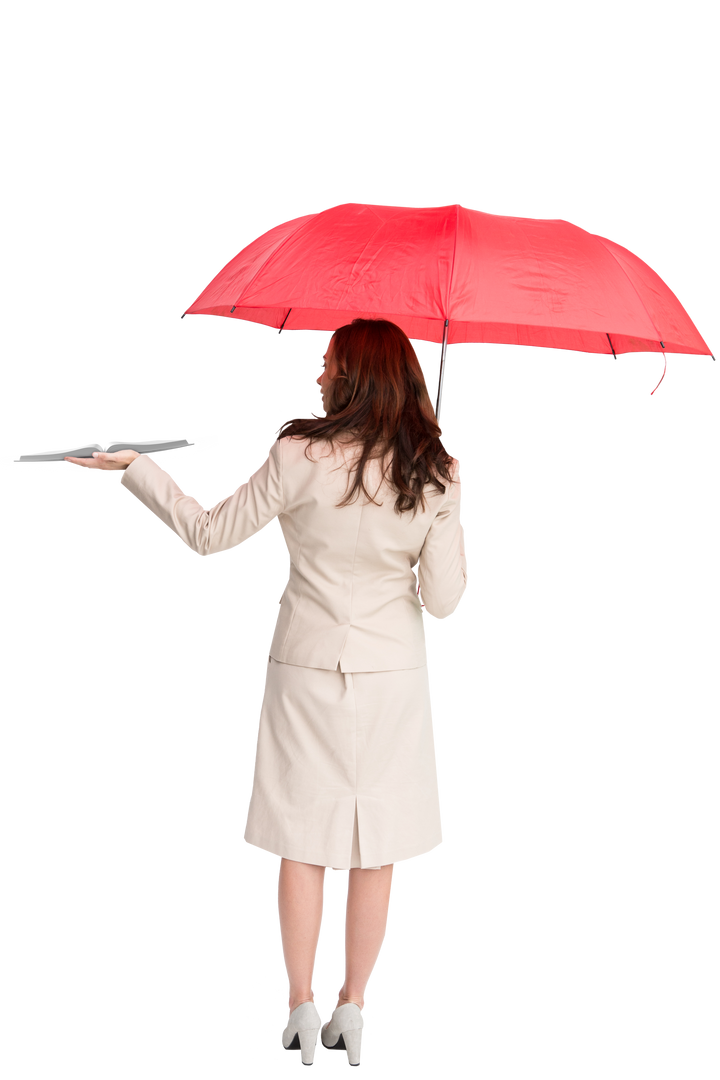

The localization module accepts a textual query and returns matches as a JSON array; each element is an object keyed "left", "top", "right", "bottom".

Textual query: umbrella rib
[
  {"left": 230, "top": 213, "right": 319, "bottom": 313},
  {"left": 592, "top": 234, "right": 663, "bottom": 346}
]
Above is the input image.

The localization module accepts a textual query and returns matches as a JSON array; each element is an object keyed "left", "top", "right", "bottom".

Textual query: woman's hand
[{"left": 64, "top": 450, "right": 141, "bottom": 470}]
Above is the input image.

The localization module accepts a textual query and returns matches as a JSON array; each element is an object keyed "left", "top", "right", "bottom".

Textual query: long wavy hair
[{"left": 277, "top": 318, "right": 457, "bottom": 517}]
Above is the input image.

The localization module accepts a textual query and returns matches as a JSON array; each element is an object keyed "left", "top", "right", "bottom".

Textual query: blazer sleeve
[
  {"left": 117, "top": 438, "right": 282, "bottom": 557},
  {"left": 417, "top": 458, "right": 467, "bottom": 618}
]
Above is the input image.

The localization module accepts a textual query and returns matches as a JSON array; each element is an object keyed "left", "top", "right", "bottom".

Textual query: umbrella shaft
[{"left": 435, "top": 320, "right": 449, "bottom": 423}]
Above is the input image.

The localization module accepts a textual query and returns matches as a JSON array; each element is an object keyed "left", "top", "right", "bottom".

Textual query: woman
[{"left": 65, "top": 318, "right": 467, "bottom": 1066}]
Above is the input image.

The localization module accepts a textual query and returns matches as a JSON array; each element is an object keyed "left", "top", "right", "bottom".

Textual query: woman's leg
[
  {"left": 336, "top": 864, "right": 394, "bottom": 1010},
  {"left": 278, "top": 857, "right": 326, "bottom": 1014}
]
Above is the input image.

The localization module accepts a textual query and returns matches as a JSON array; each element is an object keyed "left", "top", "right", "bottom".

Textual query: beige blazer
[{"left": 121, "top": 434, "right": 467, "bottom": 672}]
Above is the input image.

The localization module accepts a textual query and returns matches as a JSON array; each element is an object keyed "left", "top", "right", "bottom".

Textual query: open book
[{"left": 15, "top": 439, "right": 194, "bottom": 462}]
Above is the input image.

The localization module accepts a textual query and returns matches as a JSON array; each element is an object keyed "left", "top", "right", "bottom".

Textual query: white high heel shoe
[
  {"left": 321, "top": 1002, "right": 363, "bottom": 1066},
  {"left": 282, "top": 1001, "right": 322, "bottom": 1065}
]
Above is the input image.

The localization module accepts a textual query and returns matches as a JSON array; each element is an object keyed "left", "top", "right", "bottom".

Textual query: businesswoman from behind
[{"left": 65, "top": 317, "right": 467, "bottom": 1066}]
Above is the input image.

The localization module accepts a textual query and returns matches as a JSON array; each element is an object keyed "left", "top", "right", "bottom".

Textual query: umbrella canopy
[{"left": 183, "top": 203, "right": 712, "bottom": 407}]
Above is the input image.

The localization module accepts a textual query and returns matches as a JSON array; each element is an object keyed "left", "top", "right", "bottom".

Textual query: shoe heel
[
  {"left": 298, "top": 1026, "right": 320, "bottom": 1065},
  {"left": 321, "top": 1002, "right": 363, "bottom": 1064},
  {"left": 342, "top": 1026, "right": 362, "bottom": 1066},
  {"left": 283, "top": 1002, "right": 321, "bottom": 1065}
]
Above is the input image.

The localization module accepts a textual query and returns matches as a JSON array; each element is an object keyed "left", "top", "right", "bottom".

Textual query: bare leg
[
  {"left": 278, "top": 857, "right": 326, "bottom": 1015},
  {"left": 336, "top": 864, "right": 394, "bottom": 1010}
]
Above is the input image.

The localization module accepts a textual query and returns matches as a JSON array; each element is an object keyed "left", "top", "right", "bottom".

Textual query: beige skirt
[{"left": 244, "top": 656, "right": 442, "bottom": 869}]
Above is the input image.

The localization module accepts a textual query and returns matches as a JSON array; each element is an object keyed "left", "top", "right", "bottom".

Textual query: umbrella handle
[{"left": 647, "top": 354, "right": 669, "bottom": 397}]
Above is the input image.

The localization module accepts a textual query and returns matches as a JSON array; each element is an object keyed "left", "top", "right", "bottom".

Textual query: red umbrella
[{"left": 183, "top": 203, "right": 713, "bottom": 412}]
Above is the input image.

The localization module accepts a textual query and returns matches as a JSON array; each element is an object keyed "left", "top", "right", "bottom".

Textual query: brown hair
[{"left": 277, "top": 318, "right": 457, "bottom": 517}]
